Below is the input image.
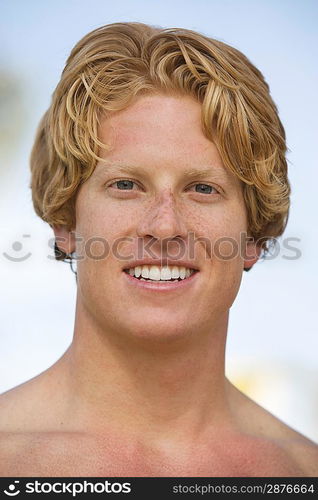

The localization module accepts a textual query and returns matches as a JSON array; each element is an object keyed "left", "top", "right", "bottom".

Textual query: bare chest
[{"left": 2, "top": 434, "right": 304, "bottom": 477}]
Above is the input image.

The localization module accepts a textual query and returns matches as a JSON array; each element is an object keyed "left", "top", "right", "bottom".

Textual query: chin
[{"left": 120, "top": 318, "right": 196, "bottom": 344}]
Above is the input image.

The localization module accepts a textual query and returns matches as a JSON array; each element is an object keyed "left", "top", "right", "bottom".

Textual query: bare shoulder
[
  {"left": 0, "top": 382, "right": 84, "bottom": 476},
  {"left": 227, "top": 380, "right": 318, "bottom": 476},
  {"left": 277, "top": 428, "right": 318, "bottom": 477},
  {"left": 0, "top": 375, "right": 52, "bottom": 433},
  {"left": 0, "top": 379, "right": 45, "bottom": 475},
  {"left": 0, "top": 355, "right": 71, "bottom": 434},
  {"left": 0, "top": 372, "right": 103, "bottom": 476},
  {"left": 0, "top": 431, "right": 32, "bottom": 476},
  {"left": 0, "top": 429, "right": 90, "bottom": 477}
]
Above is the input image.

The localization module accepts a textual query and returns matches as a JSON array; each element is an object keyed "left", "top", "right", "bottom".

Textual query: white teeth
[
  {"left": 171, "top": 266, "right": 180, "bottom": 279},
  {"left": 141, "top": 265, "right": 149, "bottom": 279},
  {"left": 160, "top": 266, "right": 172, "bottom": 280},
  {"left": 179, "top": 267, "right": 186, "bottom": 279},
  {"left": 126, "top": 264, "right": 196, "bottom": 281},
  {"left": 149, "top": 265, "right": 161, "bottom": 280},
  {"left": 135, "top": 266, "right": 142, "bottom": 278}
]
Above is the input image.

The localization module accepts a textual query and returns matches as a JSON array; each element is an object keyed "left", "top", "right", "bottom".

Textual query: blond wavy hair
[{"left": 30, "top": 22, "right": 290, "bottom": 263}]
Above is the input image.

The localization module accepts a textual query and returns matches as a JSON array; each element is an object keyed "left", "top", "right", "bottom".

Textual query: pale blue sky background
[{"left": 0, "top": 0, "right": 317, "bottom": 440}]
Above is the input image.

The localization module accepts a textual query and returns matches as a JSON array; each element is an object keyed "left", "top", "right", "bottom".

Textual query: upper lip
[{"left": 122, "top": 259, "right": 200, "bottom": 271}]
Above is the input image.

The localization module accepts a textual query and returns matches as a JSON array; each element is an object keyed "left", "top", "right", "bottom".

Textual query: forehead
[
  {"left": 93, "top": 94, "right": 240, "bottom": 188},
  {"left": 98, "top": 94, "right": 217, "bottom": 161}
]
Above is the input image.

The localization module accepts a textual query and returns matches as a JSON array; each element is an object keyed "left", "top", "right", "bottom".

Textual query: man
[{"left": 0, "top": 22, "right": 317, "bottom": 477}]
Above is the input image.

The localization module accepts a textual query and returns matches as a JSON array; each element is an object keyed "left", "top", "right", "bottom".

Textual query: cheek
[
  {"left": 194, "top": 207, "right": 247, "bottom": 258},
  {"left": 75, "top": 197, "right": 140, "bottom": 266},
  {"left": 75, "top": 192, "right": 124, "bottom": 239}
]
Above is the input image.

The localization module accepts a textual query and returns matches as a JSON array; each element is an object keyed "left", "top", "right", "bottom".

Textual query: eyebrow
[{"left": 95, "top": 162, "right": 230, "bottom": 181}]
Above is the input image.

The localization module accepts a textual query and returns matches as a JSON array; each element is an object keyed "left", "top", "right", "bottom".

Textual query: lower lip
[{"left": 123, "top": 271, "right": 199, "bottom": 291}]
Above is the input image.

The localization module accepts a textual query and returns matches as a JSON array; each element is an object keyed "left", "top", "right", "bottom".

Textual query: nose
[{"left": 136, "top": 189, "right": 188, "bottom": 242}]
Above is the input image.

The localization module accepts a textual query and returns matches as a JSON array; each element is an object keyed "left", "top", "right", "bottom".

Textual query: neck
[{"left": 59, "top": 297, "right": 234, "bottom": 444}]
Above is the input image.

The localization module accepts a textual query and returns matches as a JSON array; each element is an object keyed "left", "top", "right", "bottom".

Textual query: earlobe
[
  {"left": 52, "top": 225, "right": 76, "bottom": 255},
  {"left": 243, "top": 243, "right": 262, "bottom": 271}
]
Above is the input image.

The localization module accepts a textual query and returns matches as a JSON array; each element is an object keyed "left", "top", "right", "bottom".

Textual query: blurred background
[{"left": 0, "top": 0, "right": 317, "bottom": 442}]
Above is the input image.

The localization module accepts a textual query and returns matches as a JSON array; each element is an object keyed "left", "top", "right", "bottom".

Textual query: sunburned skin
[
  {"left": 0, "top": 375, "right": 317, "bottom": 477},
  {"left": 0, "top": 431, "right": 304, "bottom": 477}
]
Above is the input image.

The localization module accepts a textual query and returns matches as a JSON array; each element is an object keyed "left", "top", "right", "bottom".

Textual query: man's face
[{"left": 66, "top": 94, "right": 257, "bottom": 341}]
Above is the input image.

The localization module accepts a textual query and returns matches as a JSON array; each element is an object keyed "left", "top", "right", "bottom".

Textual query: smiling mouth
[{"left": 123, "top": 265, "right": 198, "bottom": 283}]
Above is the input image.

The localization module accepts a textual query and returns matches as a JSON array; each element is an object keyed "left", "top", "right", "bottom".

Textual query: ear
[
  {"left": 243, "top": 241, "right": 262, "bottom": 271},
  {"left": 52, "top": 225, "right": 76, "bottom": 255}
]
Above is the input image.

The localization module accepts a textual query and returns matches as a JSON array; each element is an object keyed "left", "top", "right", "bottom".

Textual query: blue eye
[
  {"left": 114, "top": 180, "right": 135, "bottom": 190},
  {"left": 193, "top": 184, "right": 217, "bottom": 194}
]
